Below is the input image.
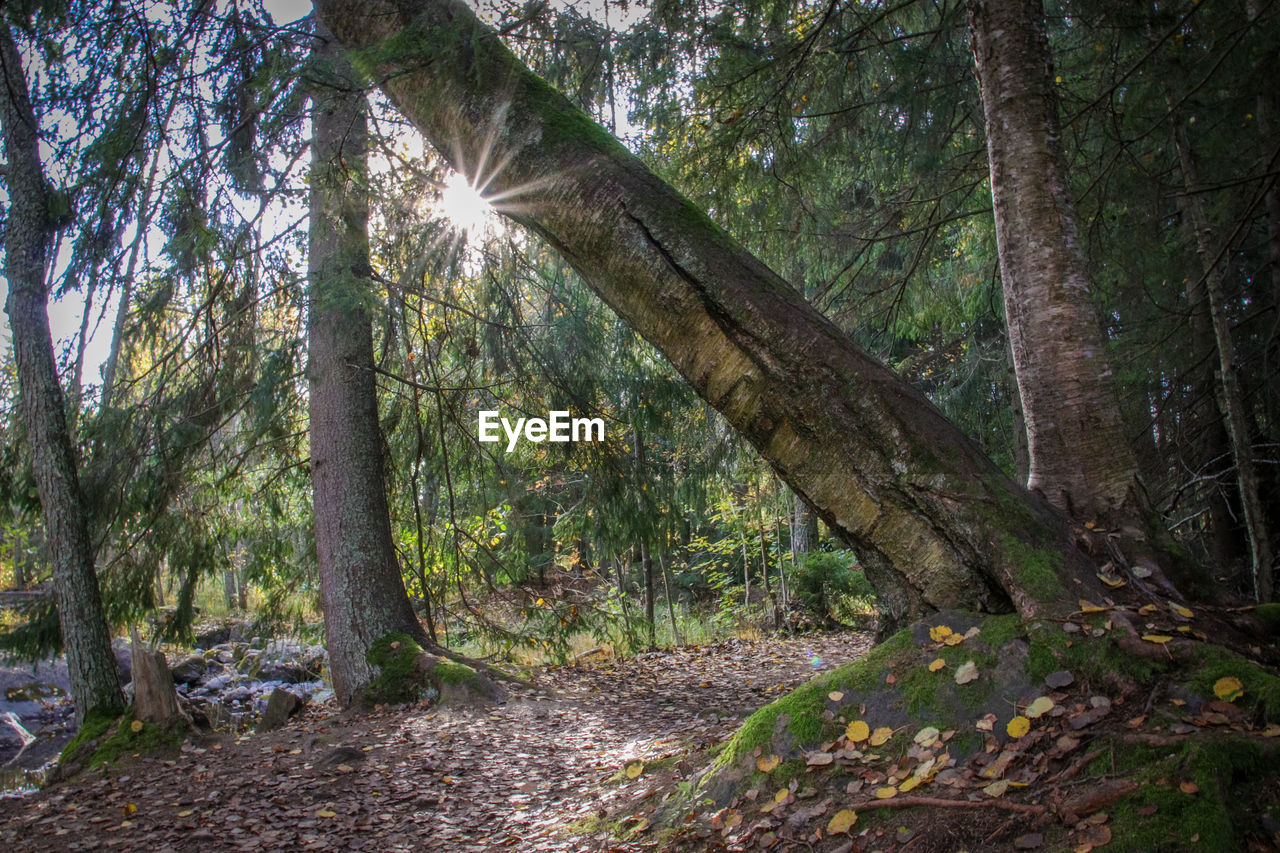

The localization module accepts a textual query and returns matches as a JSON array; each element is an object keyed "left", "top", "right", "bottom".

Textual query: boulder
[
  {"left": 256, "top": 688, "right": 302, "bottom": 733},
  {"left": 169, "top": 654, "right": 207, "bottom": 686}
]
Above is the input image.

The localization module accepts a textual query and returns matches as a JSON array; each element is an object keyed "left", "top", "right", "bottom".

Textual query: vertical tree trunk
[
  {"left": 660, "top": 554, "right": 681, "bottom": 646},
  {"left": 0, "top": 21, "right": 124, "bottom": 725},
  {"left": 308, "top": 24, "right": 425, "bottom": 707},
  {"left": 790, "top": 493, "right": 819, "bottom": 566},
  {"left": 968, "top": 0, "right": 1144, "bottom": 529},
  {"left": 1167, "top": 121, "right": 1275, "bottom": 601},
  {"left": 317, "top": 0, "right": 1118, "bottom": 630}
]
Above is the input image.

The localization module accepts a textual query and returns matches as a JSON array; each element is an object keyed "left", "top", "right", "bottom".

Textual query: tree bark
[
  {"left": 308, "top": 24, "right": 426, "bottom": 707},
  {"left": 967, "top": 0, "right": 1145, "bottom": 531},
  {"left": 314, "top": 0, "right": 1119, "bottom": 630},
  {"left": 790, "top": 493, "right": 819, "bottom": 565},
  {"left": 0, "top": 21, "right": 124, "bottom": 725}
]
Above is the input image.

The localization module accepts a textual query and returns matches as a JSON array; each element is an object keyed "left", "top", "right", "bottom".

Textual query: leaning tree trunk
[
  {"left": 0, "top": 21, "right": 124, "bottom": 724},
  {"left": 308, "top": 25, "right": 426, "bottom": 707},
  {"left": 316, "top": 0, "right": 1128, "bottom": 631},
  {"left": 967, "top": 0, "right": 1146, "bottom": 532}
]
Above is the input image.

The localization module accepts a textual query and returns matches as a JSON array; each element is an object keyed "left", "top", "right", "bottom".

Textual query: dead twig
[{"left": 851, "top": 795, "right": 1046, "bottom": 815}]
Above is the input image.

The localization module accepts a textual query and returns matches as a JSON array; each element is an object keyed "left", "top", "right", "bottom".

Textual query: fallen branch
[
  {"left": 851, "top": 795, "right": 1046, "bottom": 815},
  {"left": 1045, "top": 747, "right": 1106, "bottom": 785}
]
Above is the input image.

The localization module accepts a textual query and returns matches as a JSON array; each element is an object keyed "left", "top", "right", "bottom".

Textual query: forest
[{"left": 0, "top": 0, "right": 1278, "bottom": 849}]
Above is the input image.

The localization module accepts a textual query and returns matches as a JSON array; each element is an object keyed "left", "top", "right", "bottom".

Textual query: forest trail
[{"left": 0, "top": 633, "right": 872, "bottom": 851}]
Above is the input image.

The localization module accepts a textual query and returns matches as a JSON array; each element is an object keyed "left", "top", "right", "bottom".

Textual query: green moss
[
  {"left": 1254, "top": 603, "right": 1280, "bottom": 636},
  {"left": 365, "top": 632, "right": 429, "bottom": 705},
  {"left": 59, "top": 710, "right": 120, "bottom": 764},
  {"left": 1105, "top": 736, "right": 1277, "bottom": 852},
  {"left": 434, "top": 659, "right": 478, "bottom": 686},
  {"left": 1003, "top": 535, "right": 1065, "bottom": 600},
  {"left": 1188, "top": 645, "right": 1280, "bottom": 723}
]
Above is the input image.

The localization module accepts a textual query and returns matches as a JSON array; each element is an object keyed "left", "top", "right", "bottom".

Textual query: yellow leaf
[
  {"left": 1142, "top": 634, "right": 1173, "bottom": 644},
  {"left": 929, "top": 625, "right": 953, "bottom": 643},
  {"left": 774, "top": 788, "right": 790, "bottom": 804},
  {"left": 1079, "top": 600, "right": 1106, "bottom": 613},
  {"left": 928, "top": 658, "right": 946, "bottom": 672},
  {"left": 129, "top": 720, "right": 144, "bottom": 734},
  {"left": 756, "top": 754, "right": 780, "bottom": 773},
  {"left": 914, "top": 726, "right": 941, "bottom": 746},
  {"left": 944, "top": 633, "right": 965, "bottom": 646},
  {"left": 874, "top": 786, "right": 898, "bottom": 799},
  {"left": 177, "top": 810, "right": 193, "bottom": 818},
  {"left": 1097, "top": 573, "right": 1127, "bottom": 588},
  {"left": 316, "top": 809, "right": 337, "bottom": 818},
  {"left": 899, "top": 776, "right": 922, "bottom": 792},
  {"left": 1138, "top": 604, "right": 1158, "bottom": 615},
  {"left": 827, "top": 809, "right": 858, "bottom": 834},
  {"left": 1260, "top": 724, "right": 1280, "bottom": 738},
  {"left": 869, "top": 727, "right": 894, "bottom": 746},
  {"left": 983, "top": 779, "right": 1010, "bottom": 798},
  {"left": 828, "top": 691, "right": 844, "bottom": 702},
  {"left": 1025, "top": 696, "right": 1055, "bottom": 719},
  {"left": 122, "top": 803, "right": 137, "bottom": 816},
  {"left": 1006, "top": 716, "right": 1031, "bottom": 738},
  {"left": 1213, "top": 677, "right": 1244, "bottom": 702},
  {"left": 846, "top": 720, "right": 870, "bottom": 743},
  {"left": 625, "top": 761, "right": 645, "bottom": 779},
  {"left": 336, "top": 764, "right": 354, "bottom": 773},
  {"left": 1170, "top": 603, "right": 1194, "bottom": 619}
]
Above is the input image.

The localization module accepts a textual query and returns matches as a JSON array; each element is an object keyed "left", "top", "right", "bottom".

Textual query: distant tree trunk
[
  {"left": 223, "top": 568, "right": 237, "bottom": 612},
  {"left": 790, "top": 493, "right": 818, "bottom": 566},
  {"left": 967, "top": 0, "right": 1145, "bottom": 531},
  {"left": 13, "top": 530, "right": 27, "bottom": 589},
  {"left": 308, "top": 25, "right": 425, "bottom": 706},
  {"left": 633, "top": 428, "right": 656, "bottom": 645},
  {"left": 1167, "top": 119, "right": 1275, "bottom": 602},
  {"left": 0, "top": 21, "right": 124, "bottom": 725},
  {"left": 660, "top": 554, "right": 681, "bottom": 646},
  {"left": 317, "top": 0, "right": 1129, "bottom": 630}
]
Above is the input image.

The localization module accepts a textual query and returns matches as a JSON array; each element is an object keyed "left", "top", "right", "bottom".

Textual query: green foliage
[
  {"left": 364, "top": 632, "right": 429, "bottom": 705},
  {"left": 790, "top": 551, "right": 873, "bottom": 624}
]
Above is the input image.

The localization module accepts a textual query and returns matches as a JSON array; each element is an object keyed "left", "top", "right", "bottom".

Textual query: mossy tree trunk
[
  {"left": 0, "top": 20, "right": 124, "bottom": 726},
  {"left": 308, "top": 24, "right": 427, "bottom": 707},
  {"left": 315, "top": 0, "right": 1120, "bottom": 630}
]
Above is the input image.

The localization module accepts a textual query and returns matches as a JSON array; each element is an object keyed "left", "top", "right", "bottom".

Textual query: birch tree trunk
[
  {"left": 967, "top": 0, "right": 1144, "bottom": 531},
  {"left": 308, "top": 25, "right": 426, "bottom": 706},
  {"left": 315, "top": 0, "right": 1126, "bottom": 630},
  {"left": 0, "top": 21, "right": 124, "bottom": 724}
]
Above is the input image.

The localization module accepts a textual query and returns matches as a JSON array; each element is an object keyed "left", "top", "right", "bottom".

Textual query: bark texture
[
  {"left": 968, "top": 0, "right": 1143, "bottom": 528},
  {"left": 316, "top": 0, "right": 1112, "bottom": 629},
  {"left": 0, "top": 21, "right": 124, "bottom": 724},
  {"left": 308, "top": 26, "right": 425, "bottom": 707}
]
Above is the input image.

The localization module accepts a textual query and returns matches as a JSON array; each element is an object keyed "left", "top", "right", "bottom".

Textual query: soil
[{"left": 0, "top": 633, "right": 872, "bottom": 851}]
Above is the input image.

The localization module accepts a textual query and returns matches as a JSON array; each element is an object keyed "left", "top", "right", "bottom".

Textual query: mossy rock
[
  {"left": 364, "top": 632, "right": 505, "bottom": 707},
  {"left": 53, "top": 708, "right": 186, "bottom": 783},
  {"left": 700, "top": 611, "right": 1040, "bottom": 805}
]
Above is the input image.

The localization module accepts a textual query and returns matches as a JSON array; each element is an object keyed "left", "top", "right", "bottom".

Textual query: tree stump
[{"left": 129, "top": 627, "right": 181, "bottom": 725}]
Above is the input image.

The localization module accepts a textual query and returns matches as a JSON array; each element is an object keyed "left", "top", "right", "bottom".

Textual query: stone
[
  {"left": 169, "top": 654, "right": 207, "bottom": 686},
  {"left": 256, "top": 688, "right": 302, "bottom": 732}
]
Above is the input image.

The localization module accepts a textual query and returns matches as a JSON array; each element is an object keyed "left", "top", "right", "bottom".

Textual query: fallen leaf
[
  {"left": 756, "top": 754, "right": 780, "bottom": 773},
  {"left": 914, "top": 726, "right": 941, "bottom": 746},
  {"left": 1180, "top": 781, "right": 1199, "bottom": 795},
  {"left": 827, "top": 809, "right": 858, "bottom": 834},
  {"left": 1169, "top": 603, "right": 1194, "bottom": 619},
  {"left": 846, "top": 720, "right": 870, "bottom": 743},
  {"left": 1138, "top": 603, "right": 1158, "bottom": 615},
  {"left": 1097, "top": 573, "right": 1127, "bottom": 588},
  {"left": 806, "top": 751, "right": 834, "bottom": 766},
  {"left": 869, "top": 727, "right": 894, "bottom": 746},
  {"left": 1007, "top": 716, "right": 1031, "bottom": 738},
  {"left": 130, "top": 720, "right": 144, "bottom": 734},
  {"left": 1045, "top": 670, "right": 1075, "bottom": 689},
  {"left": 1141, "top": 634, "right": 1173, "bottom": 644},
  {"left": 1014, "top": 832, "right": 1044, "bottom": 849},
  {"left": 1025, "top": 696, "right": 1055, "bottom": 719},
  {"left": 828, "top": 691, "right": 844, "bottom": 702},
  {"left": 929, "top": 625, "right": 953, "bottom": 643},
  {"left": 1132, "top": 566, "right": 1153, "bottom": 579},
  {"left": 955, "top": 661, "right": 979, "bottom": 684},
  {"left": 928, "top": 658, "right": 946, "bottom": 673},
  {"left": 1213, "top": 677, "right": 1244, "bottom": 703},
  {"left": 982, "top": 779, "right": 1009, "bottom": 797},
  {"left": 874, "top": 786, "right": 898, "bottom": 799},
  {"left": 976, "top": 713, "right": 997, "bottom": 732},
  {"left": 1137, "top": 804, "right": 1159, "bottom": 816},
  {"left": 899, "top": 776, "right": 921, "bottom": 792},
  {"left": 774, "top": 788, "right": 790, "bottom": 804},
  {"left": 944, "top": 633, "right": 965, "bottom": 646},
  {"left": 316, "top": 809, "right": 337, "bottom": 818},
  {"left": 1079, "top": 600, "right": 1106, "bottom": 613},
  {"left": 625, "top": 761, "right": 645, "bottom": 779}
]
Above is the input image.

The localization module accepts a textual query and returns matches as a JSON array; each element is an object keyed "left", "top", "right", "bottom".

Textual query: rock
[
  {"left": 112, "top": 638, "right": 133, "bottom": 685},
  {"left": 258, "top": 662, "right": 310, "bottom": 683},
  {"left": 256, "top": 687, "right": 301, "bottom": 732},
  {"left": 170, "top": 654, "right": 207, "bottom": 686}
]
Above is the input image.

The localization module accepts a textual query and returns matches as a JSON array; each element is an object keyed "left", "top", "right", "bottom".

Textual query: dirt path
[{"left": 0, "top": 633, "right": 871, "bottom": 851}]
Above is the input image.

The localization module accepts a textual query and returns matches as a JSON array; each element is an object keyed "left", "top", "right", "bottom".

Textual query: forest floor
[{"left": 0, "top": 632, "right": 874, "bottom": 852}]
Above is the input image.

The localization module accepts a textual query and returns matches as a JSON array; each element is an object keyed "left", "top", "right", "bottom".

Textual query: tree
[
  {"left": 966, "top": 0, "right": 1145, "bottom": 531},
  {"left": 0, "top": 17, "right": 123, "bottom": 723},
  {"left": 307, "top": 24, "right": 427, "bottom": 706},
  {"left": 314, "top": 0, "right": 1127, "bottom": 632}
]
